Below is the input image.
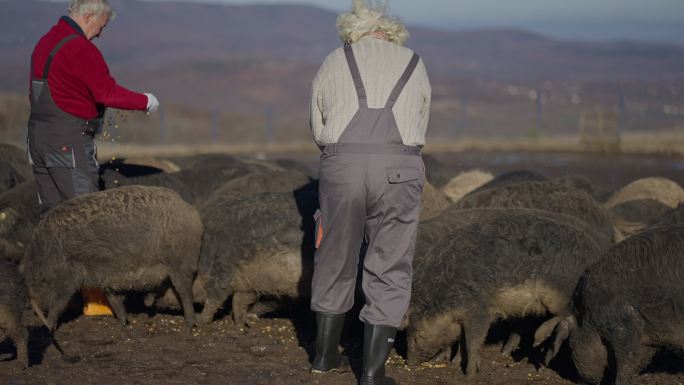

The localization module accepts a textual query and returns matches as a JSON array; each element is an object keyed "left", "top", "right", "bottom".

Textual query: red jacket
[{"left": 30, "top": 16, "right": 147, "bottom": 120}]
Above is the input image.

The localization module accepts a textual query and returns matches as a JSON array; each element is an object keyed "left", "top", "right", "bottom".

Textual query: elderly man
[
  {"left": 27, "top": 0, "right": 159, "bottom": 315},
  {"left": 309, "top": 1, "right": 431, "bottom": 384},
  {"left": 28, "top": 0, "right": 158, "bottom": 213}
]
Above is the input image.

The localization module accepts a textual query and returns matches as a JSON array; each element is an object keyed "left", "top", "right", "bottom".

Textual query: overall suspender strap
[
  {"left": 385, "top": 53, "right": 420, "bottom": 109},
  {"left": 42, "top": 35, "right": 78, "bottom": 79},
  {"left": 344, "top": 45, "right": 368, "bottom": 108}
]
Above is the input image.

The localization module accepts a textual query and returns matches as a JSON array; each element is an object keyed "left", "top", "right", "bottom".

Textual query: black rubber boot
[
  {"left": 310, "top": 312, "right": 350, "bottom": 373},
  {"left": 359, "top": 323, "right": 398, "bottom": 385}
]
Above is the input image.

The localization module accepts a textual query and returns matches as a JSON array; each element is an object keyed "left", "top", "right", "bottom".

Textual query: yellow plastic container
[{"left": 82, "top": 288, "right": 113, "bottom": 316}]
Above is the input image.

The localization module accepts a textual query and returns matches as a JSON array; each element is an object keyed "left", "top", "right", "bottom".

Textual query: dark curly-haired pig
[
  {"left": 610, "top": 199, "right": 672, "bottom": 224},
  {"left": 167, "top": 153, "right": 247, "bottom": 171},
  {"left": 0, "top": 257, "right": 29, "bottom": 367},
  {"left": 0, "top": 181, "right": 41, "bottom": 264},
  {"left": 419, "top": 181, "right": 450, "bottom": 221},
  {"left": 101, "top": 161, "right": 270, "bottom": 206},
  {"left": 271, "top": 158, "right": 315, "bottom": 178},
  {"left": 412, "top": 206, "right": 606, "bottom": 360},
  {"left": 406, "top": 208, "right": 609, "bottom": 376},
  {"left": 562, "top": 225, "right": 684, "bottom": 385},
  {"left": 609, "top": 198, "right": 673, "bottom": 241},
  {"left": 23, "top": 186, "right": 203, "bottom": 331},
  {"left": 650, "top": 203, "right": 684, "bottom": 227},
  {"left": 0, "top": 161, "right": 26, "bottom": 195},
  {"left": 455, "top": 181, "right": 614, "bottom": 243},
  {"left": 147, "top": 170, "right": 313, "bottom": 312},
  {"left": 0, "top": 143, "right": 32, "bottom": 181},
  {"left": 201, "top": 168, "right": 311, "bottom": 206},
  {"left": 606, "top": 177, "right": 684, "bottom": 210},
  {"left": 553, "top": 174, "right": 607, "bottom": 202},
  {"left": 178, "top": 157, "right": 312, "bottom": 206},
  {"left": 421, "top": 154, "right": 453, "bottom": 188},
  {"left": 170, "top": 154, "right": 289, "bottom": 176},
  {"left": 117, "top": 154, "right": 252, "bottom": 205},
  {"left": 195, "top": 191, "right": 317, "bottom": 326},
  {"left": 465, "top": 170, "right": 547, "bottom": 197},
  {"left": 100, "top": 168, "right": 196, "bottom": 203},
  {"left": 165, "top": 154, "right": 311, "bottom": 205}
]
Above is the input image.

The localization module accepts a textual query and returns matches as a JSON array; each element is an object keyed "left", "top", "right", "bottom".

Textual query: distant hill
[
  {"left": 5, "top": 1, "right": 684, "bottom": 73},
  {"left": 1, "top": 0, "right": 684, "bottom": 139}
]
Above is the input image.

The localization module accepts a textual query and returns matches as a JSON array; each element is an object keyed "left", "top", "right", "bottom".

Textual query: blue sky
[
  {"left": 150, "top": 0, "right": 684, "bottom": 42},
  {"left": 171, "top": 0, "right": 683, "bottom": 23}
]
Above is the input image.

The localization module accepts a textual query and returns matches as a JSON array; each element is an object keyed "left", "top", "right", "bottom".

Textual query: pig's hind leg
[
  {"left": 169, "top": 272, "right": 196, "bottom": 329},
  {"left": 105, "top": 292, "right": 128, "bottom": 326}
]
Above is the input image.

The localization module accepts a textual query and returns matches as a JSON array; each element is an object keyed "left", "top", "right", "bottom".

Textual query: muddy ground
[{"left": 1, "top": 301, "right": 683, "bottom": 385}]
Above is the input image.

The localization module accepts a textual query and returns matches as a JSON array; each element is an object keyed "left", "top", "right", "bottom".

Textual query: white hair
[
  {"left": 68, "top": 0, "right": 116, "bottom": 20},
  {"left": 336, "top": 0, "right": 409, "bottom": 46}
]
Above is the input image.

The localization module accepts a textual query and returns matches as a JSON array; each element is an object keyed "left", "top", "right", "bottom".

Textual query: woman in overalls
[{"left": 309, "top": 1, "right": 432, "bottom": 384}]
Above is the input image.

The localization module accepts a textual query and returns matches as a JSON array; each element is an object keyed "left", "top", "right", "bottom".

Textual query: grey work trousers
[
  {"left": 28, "top": 133, "right": 99, "bottom": 213},
  {"left": 311, "top": 151, "right": 424, "bottom": 328}
]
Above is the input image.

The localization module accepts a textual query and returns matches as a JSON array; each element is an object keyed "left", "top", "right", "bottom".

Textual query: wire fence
[{"left": 1, "top": 91, "right": 683, "bottom": 150}]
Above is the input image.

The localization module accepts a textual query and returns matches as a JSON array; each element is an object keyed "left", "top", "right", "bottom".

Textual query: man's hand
[{"left": 144, "top": 93, "right": 159, "bottom": 114}]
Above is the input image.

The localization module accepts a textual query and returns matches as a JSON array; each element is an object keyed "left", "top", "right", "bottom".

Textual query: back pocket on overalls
[
  {"left": 45, "top": 146, "right": 76, "bottom": 169},
  {"left": 386, "top": 167, "right": 422, "bottom": 184},
  {"left": 386, "top": 167, "right": 424, "bottom": 212}
]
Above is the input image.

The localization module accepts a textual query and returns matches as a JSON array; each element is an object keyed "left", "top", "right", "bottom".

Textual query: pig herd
[{"left": 0, "top": 144, "right": 682, "bottom": 385}]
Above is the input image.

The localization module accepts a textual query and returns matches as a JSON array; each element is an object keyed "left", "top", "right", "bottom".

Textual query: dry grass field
[{"left": 83, "top": 131, "right": 684, "bottom": 160}]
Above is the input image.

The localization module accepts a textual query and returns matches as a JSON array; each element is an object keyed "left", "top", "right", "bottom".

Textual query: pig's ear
[
  {"left": 30, "top": 296, "right": 50, "bottom": 330},
  {"left": 534, "top": 316, "right": 561, "bottom": 347}
]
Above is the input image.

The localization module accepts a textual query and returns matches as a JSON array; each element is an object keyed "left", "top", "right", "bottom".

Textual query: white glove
[{"left": 144, "top": 93, "right": 159, "bottom": 114}]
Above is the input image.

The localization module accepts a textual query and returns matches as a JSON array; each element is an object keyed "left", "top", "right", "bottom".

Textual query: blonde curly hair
[{"left": 336, "top": 0, "right": 409, "bottom": 46}]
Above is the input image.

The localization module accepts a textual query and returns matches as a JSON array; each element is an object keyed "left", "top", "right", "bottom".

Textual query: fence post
[
  {"left": 159, "top": 106, "right": 166, "bottom": 143},
  {"left": 265, "top": 105, "right": 274, "bottom": 145},
  {"left": 458, "top": 94, "right": 468, "bottom": 137},
  {"left": 536, "top": 87, "right": 543, "bottom": 133},
  {"left": 210, "top": 108, "right": 218, "bottom": 143},
  {"left": 618, "top": 92, "right": 626, "bottom": 136}
]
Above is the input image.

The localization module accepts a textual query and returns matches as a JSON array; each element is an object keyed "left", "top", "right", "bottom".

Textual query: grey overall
[
  {"left": 27, "top": 35, "right": 102, "bottom": 213},
  {"left": 310, "top": 44, "right": 424, "bottom": 329}
]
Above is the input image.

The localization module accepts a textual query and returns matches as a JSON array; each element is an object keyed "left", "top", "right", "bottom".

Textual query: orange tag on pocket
[{"left": 316, "top": 220, "right": 323, "bottom": 248}]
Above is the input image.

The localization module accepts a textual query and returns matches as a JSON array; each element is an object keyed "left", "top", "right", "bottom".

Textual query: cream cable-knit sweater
[{"left": 310, "top": 36, "right": 431, "bottom": 147}]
